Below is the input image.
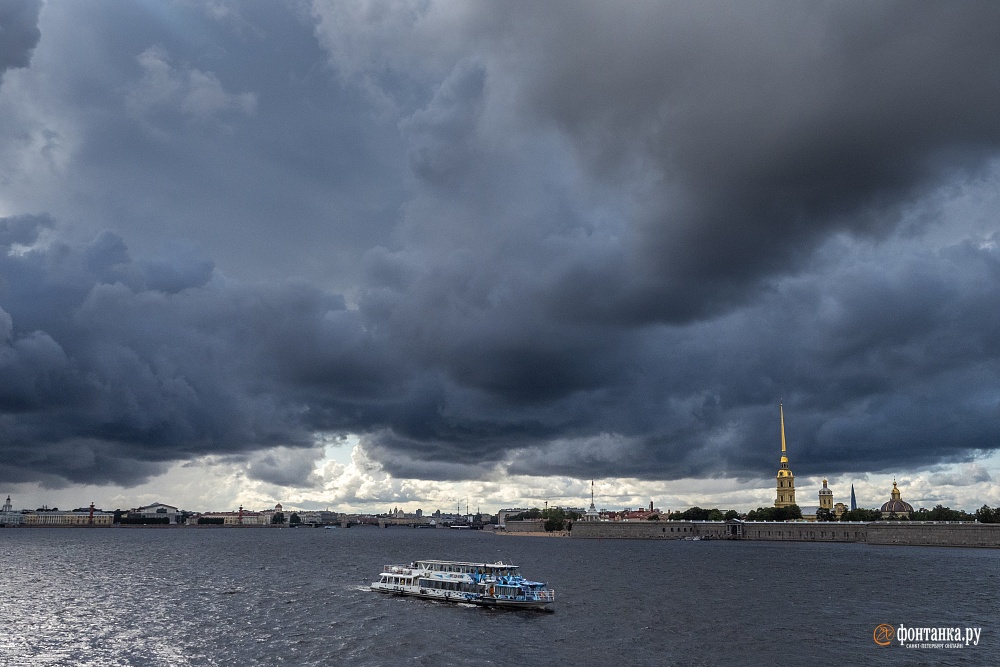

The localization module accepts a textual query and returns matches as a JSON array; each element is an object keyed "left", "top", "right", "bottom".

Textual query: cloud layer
[
  {"left": 1, "top": 2, "right": 1000, "bottom": 490},
  {"left": 0, "top": 0, "right": 41, "bottom": 83}
]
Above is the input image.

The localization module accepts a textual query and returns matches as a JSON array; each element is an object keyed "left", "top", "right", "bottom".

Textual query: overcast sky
[{"left": 3, "top": 1, "right": 1000, "bottom": 514}]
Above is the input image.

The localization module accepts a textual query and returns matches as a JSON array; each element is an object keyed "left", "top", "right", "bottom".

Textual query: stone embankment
[{"left": 561, "top": 519, "right": 1000, "bottom": 548}]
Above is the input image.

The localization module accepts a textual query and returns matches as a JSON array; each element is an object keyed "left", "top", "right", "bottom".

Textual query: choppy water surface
[{"left": 0, "top": 528, "right": 996, "bottom": 666}]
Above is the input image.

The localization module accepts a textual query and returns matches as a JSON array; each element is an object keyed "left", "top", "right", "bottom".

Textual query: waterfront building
[
  {"left": 258, "top": 503, "right": 283, "bottom": 524},
  {"left": 22, "top": 503, "right": 113, "bottom": 526},
  {"left": 622, "top": 504, "right": 661, "bottom": 520},
  {"left": 879, "top": 480, "right": 914, "bottom": 518},
  {"left": 298, "top": 510, "right": 340, "bottom": 526},
  {"left": 132, "top": 502, "right": 181, "bottom": 524},
  {"left": 799, "top": 478, "right": 835, "bottom": 522},
  {"left": 1, "top": 495, "right": 23, "bottom": 526},
  {"left": 833, "top": 502, "right": 847, "bottom": 519},
  {"left": 774, "top": 403, "right": 796, "bottom": 508},
  {"left": 194, "top": 506, "right": 269, "bottom": 525},
  {"left": 497, "top": 508, "right": 530, "bottom": 527}
]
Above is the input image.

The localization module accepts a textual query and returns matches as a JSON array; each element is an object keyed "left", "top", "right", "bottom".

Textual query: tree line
[
  {"left": 668, "top": 507, "right": 741, "bottom": 521},
  {"left": 507, "top": 507, "right": 582, "bottom": 531},
  {"left": 507, "top": 502, "right": 1000, "bottom": 527}
]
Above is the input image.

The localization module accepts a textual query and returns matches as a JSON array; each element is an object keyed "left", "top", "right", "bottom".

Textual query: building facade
[
  {"left": 22, "top": 504, "right": 113, "bottom": 526},
  {"left": 132, "top": 502, "right": 181, "bottom": 524},
  {"left": 1, "top": 495, "right": 22, "bottom": 526}
]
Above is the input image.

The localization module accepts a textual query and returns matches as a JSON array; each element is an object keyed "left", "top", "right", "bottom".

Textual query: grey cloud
[
  {"left": 0, "top": 213, "right": 51, "bottom": 247},
  {"left": 5, "top": 2, "right": 405, "bottom": 285},
  {"left": 0, "top": 227, "right": 398, "bottom": 486},
  {"left": 929, "top": 464, "right": 993, "bottom": 487},
  {"left": 4, "top": 215, "right": 1000, "bottom": 488},
  {"left": 496, "top": 2, "right": 1000, "bottom": 324},
  {"left": 0, "top": 0, "right": 41, "bottom": 82},
  {"left": 246, "top": 446, "right": 324, "bottom": 488},
  {"left": 127, "top": 46, "right": 257, "bottom": 124}
]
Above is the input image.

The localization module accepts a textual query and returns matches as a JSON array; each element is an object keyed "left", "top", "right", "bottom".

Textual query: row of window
[
  {"left": 384, "top": 576, "right": 413, "bottom": 586},
  {"left": 419, "top": 579, "right": 477, "bottom": 593},
  {"left": 419, "top": 563, "right": 513, "bottom": 577},
  {"left": 752, "top": 530, "right": 863, "bottom": 539}
]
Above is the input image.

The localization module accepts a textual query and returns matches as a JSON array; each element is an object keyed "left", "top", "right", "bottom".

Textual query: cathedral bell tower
[
  {"left": 774, "top": 403, "right": 796, "bottom": 508},
  {"left": 819, "top": 479, "right": 833, "bottom": 510}
]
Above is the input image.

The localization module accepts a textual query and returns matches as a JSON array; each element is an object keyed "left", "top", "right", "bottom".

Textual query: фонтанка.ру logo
[
  {"left": 873, "top": 624, "right": 895, "bottom": 646},
  {"left": 873, "top": 624, "right": 981, "bottom": 648}
]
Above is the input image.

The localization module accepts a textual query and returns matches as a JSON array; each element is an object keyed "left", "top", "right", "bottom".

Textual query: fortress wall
[
  {"left": 569, "top": 520, "right": 1000, "bottom": 547},
  {"left": 866, "top": 522, "right": 1000, "bottom": 547},
  {"left": 503, "top": 520, "right": 546, "bottom": 533},
  {"left": 571, "top": 521, "right": 706, "bottom": 539},
  {"left": 739, "top": 522, "right": 866, "bottom": 542}
]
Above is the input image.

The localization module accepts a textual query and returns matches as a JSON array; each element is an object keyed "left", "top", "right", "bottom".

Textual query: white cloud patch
[
  {"left": 928, "top": 463, "right": 993, "bottom": 487},
  {"left": 127, "top": 46, "right": 256, "bottom": 123}
]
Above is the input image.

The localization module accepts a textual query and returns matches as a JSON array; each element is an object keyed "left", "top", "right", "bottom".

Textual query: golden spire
[
  {"left": 780, "top": 403, "right": 786, "bottom": 453},
  {"left": 774, "top": 402, "right": 795, "bottom": 507}
]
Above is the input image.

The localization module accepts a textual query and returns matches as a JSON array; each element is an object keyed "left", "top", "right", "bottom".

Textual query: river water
[{"left": 0, "top": 527, "right": 995, "bottom": 666}]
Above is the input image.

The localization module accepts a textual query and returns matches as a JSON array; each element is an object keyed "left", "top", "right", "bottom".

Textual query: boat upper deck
[{"left": 382, "top": 560, "right": 521, "bottom": 577}]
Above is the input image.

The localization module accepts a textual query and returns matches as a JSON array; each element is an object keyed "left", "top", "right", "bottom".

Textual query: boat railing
[
  {"left": 383, "top": 565, "right": 413, "bottom": 574},
  {"left": 532, "top": 590, "right": 555, "bottom": 602}
]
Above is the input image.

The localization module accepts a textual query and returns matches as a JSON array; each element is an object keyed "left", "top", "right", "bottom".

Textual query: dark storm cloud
[
  {"left": 7, "top": 1, "right": 405, "bottom": 284},
  {"left": 339, "top": 1, "right": 1000, "bottom": 480},
  {"left": 0, "top": 220, "right": 404, "bottom": 486},
  {"left": 481, "top": 1, "right": 1000, "bottom": 324},
  {"left": 4, "top": 2, "right": 1000, "bottom": 488},
  {"left": 0, "top": 0, "right": 41, "bottom": 82}
]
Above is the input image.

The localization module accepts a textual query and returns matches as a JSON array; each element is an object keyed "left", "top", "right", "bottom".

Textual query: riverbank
[{"left": 565, "top": 518, "right": 1000, "bottom": 548}]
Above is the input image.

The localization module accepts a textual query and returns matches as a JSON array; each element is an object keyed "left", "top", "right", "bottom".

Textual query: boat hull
[{"left": 371, "top": 585, "right": 554, "bottom": 611}]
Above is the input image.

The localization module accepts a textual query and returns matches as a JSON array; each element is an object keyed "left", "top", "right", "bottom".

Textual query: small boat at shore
[{"left": 370, "top": 559, "right": 555, "bottom": 611}]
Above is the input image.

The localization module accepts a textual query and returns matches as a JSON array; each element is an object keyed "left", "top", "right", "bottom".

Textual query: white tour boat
[{"left": 370, "top": 559, "right": 555, "bottom": 611}]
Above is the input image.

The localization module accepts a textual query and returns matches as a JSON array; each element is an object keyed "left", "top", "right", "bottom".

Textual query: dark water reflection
[{"left": 0, "top": 528, "right": 996, "bottom": 665}]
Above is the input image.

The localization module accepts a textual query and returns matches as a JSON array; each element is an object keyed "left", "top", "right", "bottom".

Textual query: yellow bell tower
[
  {"left": 774, "top": 403, "right": 796, "bottom": 508},
  {"left": 819, "top": 479, "right": 833, "bottom": 510}
]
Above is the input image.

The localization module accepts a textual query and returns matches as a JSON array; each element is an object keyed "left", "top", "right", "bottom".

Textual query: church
[
  {"left": 773, "top": 405, "right": 847, "bottom": 521},
  {"left": 774, "top": 404, "right": 796, "bottom": 508},
  {"left": 879, "top": 481, "right": 914, "bottom": 518}
]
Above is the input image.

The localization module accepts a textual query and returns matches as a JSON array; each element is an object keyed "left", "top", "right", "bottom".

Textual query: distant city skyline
[
  {"left": 3, "top": 445, "right": 997, "bottom": 515},
  {"left": 3, "top": 3, "right": 1000, "bottom": 516}
]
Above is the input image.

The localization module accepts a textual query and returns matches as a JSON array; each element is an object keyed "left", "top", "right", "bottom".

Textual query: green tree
[
  {"left": 271, "top": 511, "right": 285, "bottom": 524},
  {"left": 839, "top": 508, "right": 882, "bottom": 522},
  {"left": 724, "top": 510, "right": 740, "bottom": 521},
  {"left": 975, "top": 505, "right": 1000, "bottom": 523},
  {"left": 746, "top": 505, "right": 802, "bottom": 521},
  {"left": 543, "top": 507, "right": 566, "bottom": 531},
  {"left": 815, "top": 508, "right": 835, "bottom": 522},
  {"left": 289, "top": 513, "right": 301, "bottom": 525},
  {"left": 670, "top": 507, "right": 738, "bottom": 521},
  {"left": 910, "top": 505, "right": 974, "bottom": 522}
]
